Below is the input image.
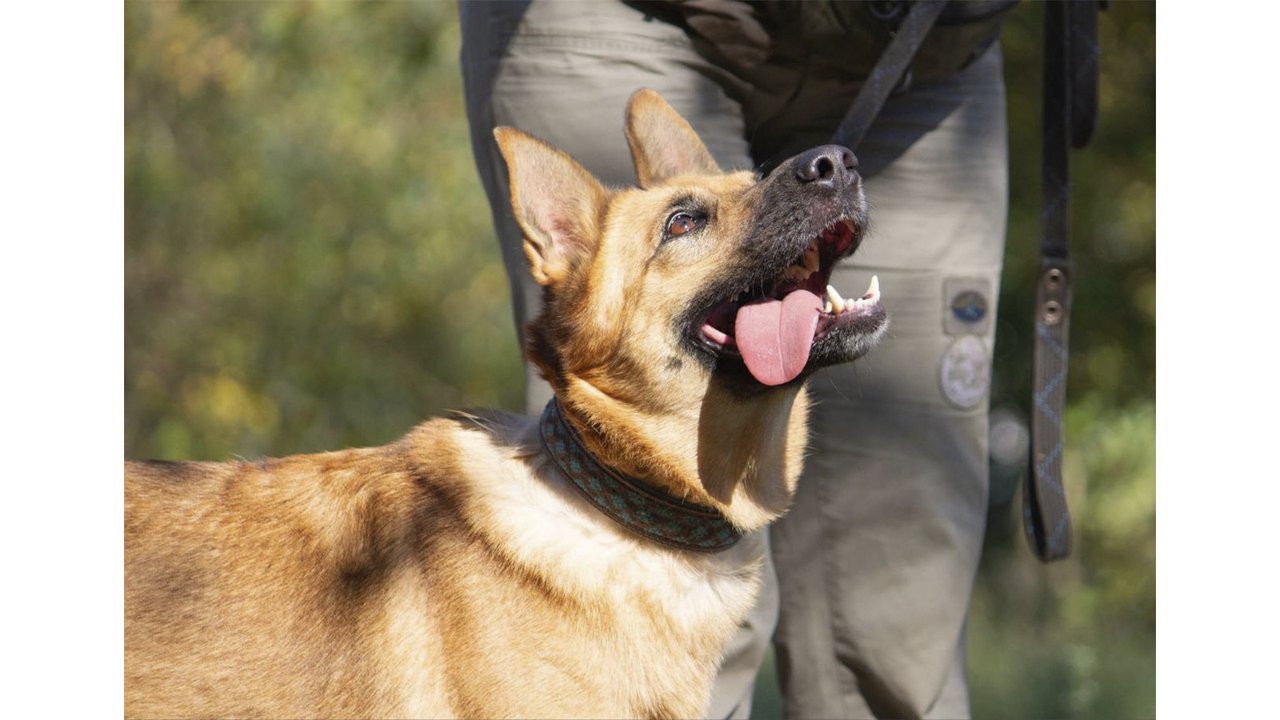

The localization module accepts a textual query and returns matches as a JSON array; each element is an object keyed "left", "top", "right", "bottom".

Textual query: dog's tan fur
[{"left": 125, "top": 91, "right": 824, "bottom": 719}]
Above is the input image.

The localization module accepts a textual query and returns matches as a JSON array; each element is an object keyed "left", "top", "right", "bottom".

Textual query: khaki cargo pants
[{"left": 460, "top": 2, "right": 1007, "bottom": 717}]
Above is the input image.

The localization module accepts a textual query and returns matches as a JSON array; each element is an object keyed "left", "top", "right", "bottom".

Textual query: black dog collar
[{"left": 539, "top": 399, "right": 743, "bottom": 553}]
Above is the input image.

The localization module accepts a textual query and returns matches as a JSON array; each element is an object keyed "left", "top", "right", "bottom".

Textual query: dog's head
[{"left": 495, "top": 89, "right": 887, "bottom": 526}]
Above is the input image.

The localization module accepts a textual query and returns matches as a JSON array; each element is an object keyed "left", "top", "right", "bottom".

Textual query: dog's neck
[
  {"left": 540, "top": 398, "right": 744, "bottom": 551},
  {"left": 555, "top": 377, "right": 808, "bottom": 532}
]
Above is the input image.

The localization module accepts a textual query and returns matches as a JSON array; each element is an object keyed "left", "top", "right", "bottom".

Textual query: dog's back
[
  {"left": 125, "top": 430, "right": 453, "bottom": 718},
  {"left": 124, "top": 413, "right": 755, "bottom": 719}
]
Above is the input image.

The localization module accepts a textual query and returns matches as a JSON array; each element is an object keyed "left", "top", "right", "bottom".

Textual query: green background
[{"left": 124, "top": 2, "right": 1155, "bottom": 717}]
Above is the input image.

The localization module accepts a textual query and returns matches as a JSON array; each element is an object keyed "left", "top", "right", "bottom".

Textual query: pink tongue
[{"left": 734, "top": 289, "right": 823, "bottom": 386}]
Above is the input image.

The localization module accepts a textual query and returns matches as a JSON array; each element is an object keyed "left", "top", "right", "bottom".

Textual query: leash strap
[
  {"left": 830, "top": 1, "right": 947, "bottom": 150},
  {"left": 1024, "top": 0, "right": 1100, "bottom": 562},
  {"left": 825, "top": 1, "right": 1100, "bottom": 561}
]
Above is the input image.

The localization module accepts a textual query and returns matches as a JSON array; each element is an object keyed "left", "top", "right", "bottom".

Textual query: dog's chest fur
[{"left": 124, "top": 414, "right": 762, "bottom": 719}]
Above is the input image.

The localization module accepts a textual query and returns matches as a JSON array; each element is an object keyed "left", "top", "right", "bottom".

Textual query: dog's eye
[{"left": 665, "top": 211, "right": 704, "bottom": 239}]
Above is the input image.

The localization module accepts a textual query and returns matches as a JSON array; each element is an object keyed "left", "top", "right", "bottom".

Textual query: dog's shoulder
[{"left": 401, "top": 408, "right": 540, "bottom": 491}]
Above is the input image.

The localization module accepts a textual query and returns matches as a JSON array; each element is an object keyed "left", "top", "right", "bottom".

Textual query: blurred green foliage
[
  {"left": 125, "top": 2, "right": 1154, "bottom": 718},
  {"left": 125, "top": 1, "right": 523, "bottom": 460},
  {"left": 968, "top": 3, "right": 1155, "bottom": 719}
]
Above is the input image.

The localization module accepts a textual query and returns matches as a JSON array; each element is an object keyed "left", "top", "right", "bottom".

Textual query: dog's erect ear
[
  {"left": 495, "top": 127, "right": 609, "bottom": 287},
  {"left": 625, "top": 89, "right": 721, "bottom": 188}
]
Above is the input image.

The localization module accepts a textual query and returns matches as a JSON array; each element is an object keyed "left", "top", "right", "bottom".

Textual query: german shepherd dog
[{"left": 125, "top": 89, "right": 887, "bottom": 719}]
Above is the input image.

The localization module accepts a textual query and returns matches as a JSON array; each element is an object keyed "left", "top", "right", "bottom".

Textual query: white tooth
[
  {"left": 823, "top": 300, "right": 833, "bottom": 314},
  {"left": 864, "top": 275, "right": 881, "bottom": 303},
  {"left": 826, "top": 285, "right": 846, "bottom": 313}
]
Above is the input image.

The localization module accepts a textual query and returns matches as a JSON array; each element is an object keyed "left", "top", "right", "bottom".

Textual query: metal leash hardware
[{"left": 1024, "top": 0, "right": 1100, "bottom": 562}]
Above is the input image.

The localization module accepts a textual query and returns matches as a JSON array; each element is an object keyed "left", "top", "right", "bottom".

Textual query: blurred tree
[
  {"left": 126, "top": 1, "right": 524, "bottom": 460},
  {"left": 124, "top": 2, "right": 1154, "bottom": 718}
]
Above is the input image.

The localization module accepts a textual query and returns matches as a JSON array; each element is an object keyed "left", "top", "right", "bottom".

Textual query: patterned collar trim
[{"left": 539, "top": 399, "right": 743, "bottom": 553}]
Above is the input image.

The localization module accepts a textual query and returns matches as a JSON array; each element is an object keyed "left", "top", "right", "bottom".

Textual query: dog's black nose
[{"left": 793, "top": 145, "right": 859, "bottom": 188}]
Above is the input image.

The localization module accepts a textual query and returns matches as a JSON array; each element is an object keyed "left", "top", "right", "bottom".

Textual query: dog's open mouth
[{"left": 695, "top": 218, "right": 885, "bottom": 386}]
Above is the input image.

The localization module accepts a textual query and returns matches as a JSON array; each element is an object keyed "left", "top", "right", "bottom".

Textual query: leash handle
[
  {"left": 1026, "top": 259, "right": 1074, "bottom": 560},
  {"left": 1024, "top": 1, "right": 1099, "bottom": 561},
  {"left": 1026, "top": 0, "right": 1073, "bottom": 562}
]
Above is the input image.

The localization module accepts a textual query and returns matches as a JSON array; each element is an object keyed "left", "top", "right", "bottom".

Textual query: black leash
[
  {"left": 830, "top": 1, "right": 947, "bottom": 150},
  {"left": 828, "top": 1, "right": 1100, "bottom": 562},
  {"left": 1024, "top": 0, "right": 1099, "bottom": 562}
]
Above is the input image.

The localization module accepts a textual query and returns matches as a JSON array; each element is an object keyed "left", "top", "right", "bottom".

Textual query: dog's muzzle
[{"left": 694, "top": 144, "right": 887, "bottom": 386}]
